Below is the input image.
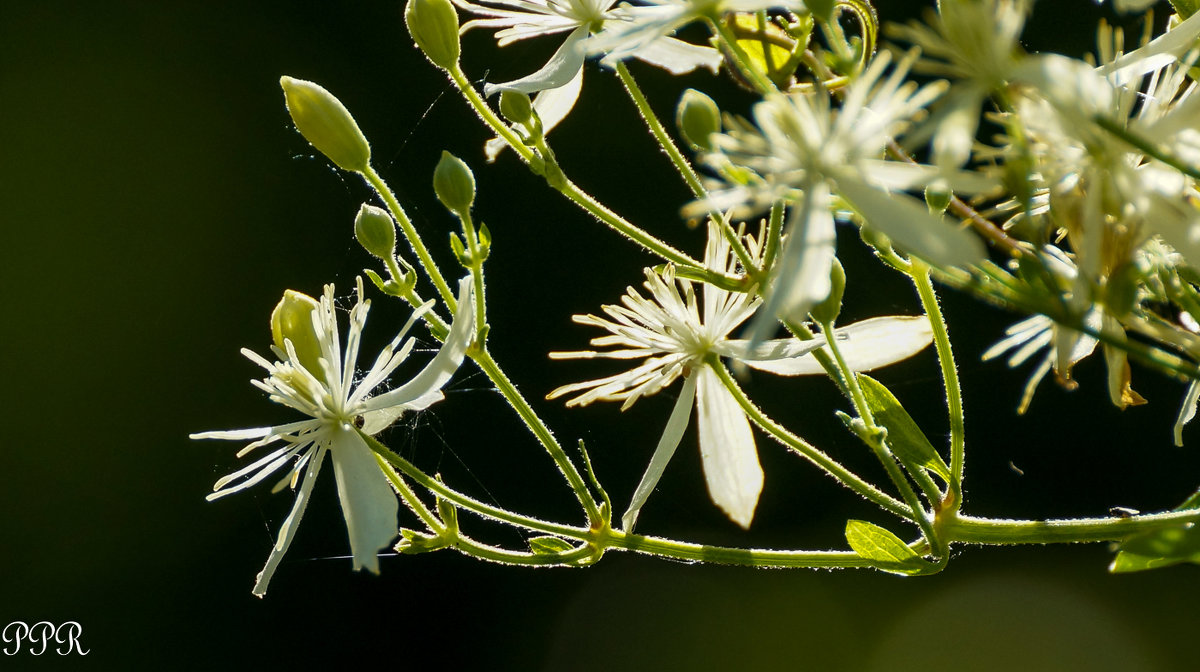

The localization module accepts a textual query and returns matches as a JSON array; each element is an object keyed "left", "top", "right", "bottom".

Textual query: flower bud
[
  {"left": 270, "top": 290, "right": 323, "bottom": 374},
  {"left": 405, "top": 0, "right": 461, "bottom": 70},
  {"left": 676, "top": 89, "right": 721, "bottom": 152},
  {"left": 354, "top": 204, "right": 397, "bottom": 260},
  {"left": 810, "top": 257, "right": 846, "bottom": 324},
  {"left": 433, "top": 151, "right": 475, "bottom": 216},
  {"left": 280, "top": 76, "right": 371, "bottom": 173},
  {"left": 499, "top": 90, "right": 534, "bottom": 125}
]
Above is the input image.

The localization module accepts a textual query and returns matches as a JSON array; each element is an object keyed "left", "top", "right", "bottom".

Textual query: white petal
[
  {"left": 835, "top": 176, "right": 986, "bottom": 269},
  {"left": 621, "top": 373, "right": 697, "bottom": 532},
  {"left": 695, "top": 366, "right": 762, "bottom": 529},
  {"left": 741, "top": 316, "right": 934, "bottom": 376},
  {"left": 1100, "top": 11, "right": 1200, "bottom": 86},
  {"left": 329, "top": 427, "right": 399, "bottom": 574},
  {"left": 363, "top": 276, "right": 475, "bottom": 413},
  {"left": 484, "top": 53, "right": 586, "bottom": 161},
  {"left": 483, "top": 25, "right": 588, "bottom": 97},
  {"left": 1175, "top": 380, "right": 1200, "bottom": 447},
  {"left": 747, "top": 183, "right": 835, "bottom": 346},
  {"left": 252, "top": 445, "right": 326, "bottom": 597},
  {"left": 628, "top": 37, "right": 720, "bottom": 75}
]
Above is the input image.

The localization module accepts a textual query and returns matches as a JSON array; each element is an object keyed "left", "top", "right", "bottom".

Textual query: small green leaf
[
  {"left": 528, "top": 536, "right": 575, "bottom": 555},
  {"left": 1110, "top": 525, "right": 1200, "bottom": 573},
  {"left": 845, "top": 520, "right": 926, "bottom": 575},
  {"left": 858, "top": 374, "right": 952, "bottom": 481}
]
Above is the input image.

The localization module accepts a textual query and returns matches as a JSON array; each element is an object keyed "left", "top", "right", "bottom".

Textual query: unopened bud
[
  {"left": 676, "top": 89, "right": 721, "bottom": 152},
  {"left": 354, "top": 204, "right": 397, "bottom": 260},
  {"left": 270, "top": 290, "right": 322, "bottom": 374},
  {"left": 405, "top": 0, "right": 461, "bottom": 70},
  {"left": 810, "top": 257, "right": 846, "bottom": 324},
  {"left": 433, "top": 151, "right": 475, "bottom": 216},
  {"left": 499, "top": 90, "right": 534, "bottom": 125},
  {"left": 280, "top": 76, "right": 371, "bottom": 173}
]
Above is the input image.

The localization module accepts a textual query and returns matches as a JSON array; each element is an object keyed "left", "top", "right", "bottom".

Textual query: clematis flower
[
  {"left": 693, "top": 50, "right": 990, "bottom": 339},
  {"left": 192, "top": 276, "right": 475, "bottom": 596},
  {"left": 585, "top": 0, "right": 807, "bottom": 66},
  {"left": 547, "top": 223, "right": 933, "bottom": 530},
  {"left": 454, "top": 0, "right": 720, "bottom": 159}
]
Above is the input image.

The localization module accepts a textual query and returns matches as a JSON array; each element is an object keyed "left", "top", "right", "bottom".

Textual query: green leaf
[
  {"left": 1110, "top": 525, "right": 1200, "bottom": 573},
  {"left": 845, "top": 520, "right": 927, "bottom": 575},
  {"left": 857, "top": 374, "right": 952, "bottom": 481},
  {"left": 528, "top": 536, "right": 575, "bottom": 555}
]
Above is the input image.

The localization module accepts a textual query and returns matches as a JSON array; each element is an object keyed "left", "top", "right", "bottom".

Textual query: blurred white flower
[
  {"left": 548, "top": 223, "right": 933, "bottom": 530},
  {"left": 192, "top": 276, "right": 475, "bottom": 596},
  {"left": 695, "top": 50, "right": 989, "bottom": 335},
  {"left": 585, "top": 0, "right": 805, "bottom": 65},
  {"left": 889, "top": 0, "right": 1030, "bottom": 170}
]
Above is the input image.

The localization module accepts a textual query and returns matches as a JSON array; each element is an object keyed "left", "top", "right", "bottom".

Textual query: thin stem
[
  {"left": 470, "top": 345, "right": 604, "bottom": 526},
  {"left": 613, "top": 62, "right": 759, "bottom": 278},
  {"left": 1094, "top": 115, "right": 1200, "bottom": 182},
  {"left": 443, "top": 63, "right": 708, "bottom": 272},
  {"left": 709, "top": 17, "right": 778, "bottom": 95},
  {"left": 943, "top": 508, "right": 1200, "bottom": 545},
  {"left": 362, "top": 165, "right": 457, "bottom": 309},
  {"left": 368, "top": 429, "right": 890, "bottom": 568},
  {"left": 819, "top": 322, "right": 942, "bottom": 552},
  {"left": 909, "top": 259, "right": 965, "bottom": 505},
  {"left": 710, "top": 360, "right": 914, "bottom": 521}
]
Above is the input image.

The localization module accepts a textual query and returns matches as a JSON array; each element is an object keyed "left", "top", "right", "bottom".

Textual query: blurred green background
[{"left": 3, "top": 0, "right": 1198, "bottom": 669}]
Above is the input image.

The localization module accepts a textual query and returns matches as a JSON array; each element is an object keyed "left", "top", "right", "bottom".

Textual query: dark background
[{"left": 3, "top": 0, "right": 1198, "bottom": 669}]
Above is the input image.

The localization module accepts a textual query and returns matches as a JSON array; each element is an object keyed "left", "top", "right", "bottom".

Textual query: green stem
[
  {"left": 909, "top": 260, "right": 965, "bottom": 505},
  {"left": 613, "top": 62, "right": 759, "bottom": 278},
  {"left": 362, "top": 165, "right": 457, "bottom": 309},
  {"left": 459, "top": 210, "right": 488, "bottom": 337},
  {"left": 709, "top": 360, "right": 914, "bottom": 521},
  {"left": 709, "top": 17, "right": 778, "bottom": 95},
  {"left": 943, "top": 508, "right": 1200, "bottom": 545},
  {"left": 444, "top": 63, "right": 707, "bottom": 272},
  {"left": 1094, "top": 115, "right": 1200, "bottom": 182},
  {"left": 368, "top": 429, "right": 883, "bottom": 568},
  {"left": 819, "top": 322, "right": 942, "bottom": 552},
  {"left": 470, "top": 345, "right": 604, "bottom": 526}
]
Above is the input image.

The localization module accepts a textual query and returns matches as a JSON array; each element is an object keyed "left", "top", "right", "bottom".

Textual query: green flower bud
[
  {"left": 354, "top": 204, "right": 397, "bottom": 260},
  {"left": 810, "top": 257, "right": 846, "bottom": 325},
  {"left": 499, "top": 90, "right": 534, "bottom": 125},
  {"left": 280, "top": 76, "right": 371, "bottom": 173},
  {"left": 924, "top": 185, "right": 952, "bottom": 215},
  {"left": 676, "top": 89, "right": 721, "bottom": 152},
  {"left": 270, "top": 290, "right": 322, "bottom": 375},
  {"left": 433, "top": 151, "right": 475, "bottom": 216},
  {"left": 405, "top": 0, "right": 461, "bottom": 70}
]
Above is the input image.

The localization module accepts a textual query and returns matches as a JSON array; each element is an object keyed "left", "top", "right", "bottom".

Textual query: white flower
[
  {"left": 695, "top": 50, "right": 989, "bottom": 336},
  {"left": 455, "top": 0, "right": 720, "bottom": 159},
  {"left": 888, "top": 0, "right": 1030, "bottom": 170},
  {"left": 981, "top": 247, "right": 1142, "bottom": 412},
  {"left": 548, "top": 223, "right": 933, "bottom": 530},
  {"left": 585, "top": 0, "right": 804, "bottom": 66},
  {"left": 191, "top": 276, "right": 475, "bottom": 596}
]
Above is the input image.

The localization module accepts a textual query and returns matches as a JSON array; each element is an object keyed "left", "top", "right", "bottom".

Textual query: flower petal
[
  {"left": 836, "top": 175, "right": 986, "bottom": 269},
  {"left": 252, "top": 445, "right": 326, "bottom": 597},
  {"left": 483, "top": 25, "right": 588, "bottom": 97},
  {"left": 739, "top": 316, "right": 934, "bottom": 376},
  {"left": 363, "top": 276, "right": 475, "bottom": 414},
  {"left": 627, "top": 36, "right": 720, "bottom": 75},
  {"left": 695, "top": 366, "right": 762, "bottom": 528},
  {"left": 329, "top": 427, "right": 399, "bottom": 574},
  {"left": 621, "top": 373, "right": 697, "bottom": 532}
]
